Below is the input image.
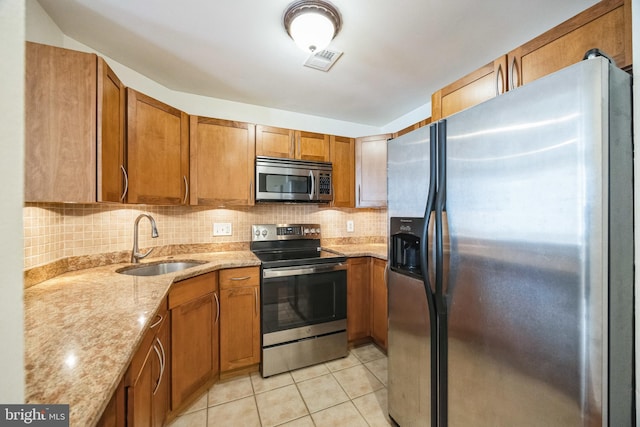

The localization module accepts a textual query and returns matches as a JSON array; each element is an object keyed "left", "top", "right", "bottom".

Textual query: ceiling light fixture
[{"left": 283, "top": 0, "right": 342, "bottom": 54}]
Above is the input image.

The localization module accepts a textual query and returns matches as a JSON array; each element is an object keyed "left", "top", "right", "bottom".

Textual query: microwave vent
[{"left": 304, "top": 49, "right": 343, "bottom": 72}]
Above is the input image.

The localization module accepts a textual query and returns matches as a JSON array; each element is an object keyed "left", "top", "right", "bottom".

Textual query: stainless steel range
[{"left": 251, "top": 224, "right": 348, "bottom": 377}]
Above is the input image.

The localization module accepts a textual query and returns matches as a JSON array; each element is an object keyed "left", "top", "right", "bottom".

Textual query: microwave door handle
[{"left": 309, "top": 170, "right": 315, "bottom": 200}]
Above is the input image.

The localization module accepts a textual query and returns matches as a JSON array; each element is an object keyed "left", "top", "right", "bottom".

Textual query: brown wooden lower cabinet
[
  {"left": 219, "top": 267, "right": 261, "bottom": 372},
  {"left": 126, "top": 299, "right": 170, "bottom": 427},
  {"left": 169, "top": 272, "right": 219, "bottom": 411},
  {"left": 347, "top": 257, "right": 371, "bottom": 342},
  {"left": 370, "top": 258, "right": 388, "bottom": 350},
  {"left": 96, "top": 378, "right": 126, "bottom": 427}
]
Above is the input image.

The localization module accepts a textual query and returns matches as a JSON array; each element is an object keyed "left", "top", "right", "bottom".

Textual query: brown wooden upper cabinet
[
  {"left": 355, "top": 134, "right": 391, "bottom": 208},
  {"left": 393, "top": 118, "right": 431, "bottom": 139},
  {"left": 508, "top": 0, "right": 631, "bottom": 89},
  {"left": 256, "top": 125, "right": 330, "bottom": 162},
  {"left": 126, "top": 88, "right": 190, "bottom": 205},
  {"left": 431, "top": 0, "right": 631, "bottom": 121},
  {"left": 25, "top": 42, "right": 125, "bottom": 203},
  {"left": 190, "top": 117, "right": 256, "bottom": 206},
  {"left": 330, "top": 135, "right": 355, "bottom": 208},
  {"left": 431, "top": 56, "right": 507, "bottom": 121}
]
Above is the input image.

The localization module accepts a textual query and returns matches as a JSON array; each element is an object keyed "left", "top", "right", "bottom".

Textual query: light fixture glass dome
[
  {"left": 289, "top": 12, "right": 335, "bottom": 53},
  {"left": 284, "top": 0, "right": 342, "bottom": 54}
]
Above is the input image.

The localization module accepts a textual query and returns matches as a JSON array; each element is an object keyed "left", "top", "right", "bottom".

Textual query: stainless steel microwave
[{"left": 255, "top": 156, "right": 333, "bottom": 203}]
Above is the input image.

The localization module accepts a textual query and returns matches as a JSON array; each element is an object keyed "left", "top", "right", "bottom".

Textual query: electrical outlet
[
  {"left": 346, "top": 220, "right": 354, "bottom": 232},
  {"left": 213, "top": 222, "right": 232, "bottom": 236}
]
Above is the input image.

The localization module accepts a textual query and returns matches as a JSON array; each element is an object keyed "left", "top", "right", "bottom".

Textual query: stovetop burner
[{"left": 250, "top": 224, "right": 346, "bottom": 268}]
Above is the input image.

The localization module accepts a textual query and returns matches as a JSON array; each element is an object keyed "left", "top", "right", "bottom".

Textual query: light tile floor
[{"left": 168, "top": 343, "right": 392, "bottom": 427}]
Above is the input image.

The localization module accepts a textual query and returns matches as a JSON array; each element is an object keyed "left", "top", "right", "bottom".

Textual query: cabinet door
[
  {"left": 127, "top": 346, "right": 154, "bottom": 427},
  {"left": 431, "top": 56, "right": 507, "bottom": 121},
  {"left": 190, "top": 117, "right": 256, "bottom": 206},
  {"left": 347, "top": 257, "right": 371, "bottom": 342},
  {"left": 127, "top": 88, "right": 189, "bottom": 205},
  {"left": 96, "top": 378, "right": 126, "bottom": 427},
  {"left": 25, "top": 42, "right": 97, "bottom": 202},
  {"left": 330, "top": 135, "right": 355, "bottom": 208},
  {"left": 256, "top": 125, "right": 295, "bottom": 159},
  {"left": 394, "top": 118, "right": 431, "bottom": 139},
  {"left": 508, "top": 0, "right": 631, "bottom": 89},
  {"left": 219, "top": 283, "right": 260, "bottom": 372},
  {"left": 170, "top": 292, "right": 217, "bottom": 410},
  {"left": 152, "top": 316, "right": 170, "bottom": 427},
  {"left": 295, "top": 131, "right": 330, "bottom": 161},
  {"left": 97, "top": 57, "right": 126, "bottom": 203},
  {"left": 355, "top": 134, "right": 391, "bottom": 208},
  {"left": 370, "top": 258, "right": 388, "bottom": 350}
]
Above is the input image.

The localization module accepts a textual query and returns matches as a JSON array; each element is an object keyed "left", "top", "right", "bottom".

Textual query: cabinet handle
[
  {"left": 510, "top": 57, "right": 519, "bottom": 90},
  {"left": 357, "top": 185, "right": 361, "bottom": 206},
  {"left": 182, "top": 176, "right": 189, "bottom": 204},
  {"left": 254, "top": 287, "right": 258, "bottom": 317},
  {"left": 120, "top": 165, "right": 128, "bottom": 202},
  {"left": 214, "top": 292, "right": 220, "bottom": 325},
  {"left": 149, "top": 314, "right": 163, "bottom": 329},
  {"left": 152, "top": 338, "right": 165, "bottom": 395},
  {"left": 495, "top": 64, "right": 504, "bottom": 96},
  {"left": 230, "top": 276, "right": 251, "bottom": 281}
]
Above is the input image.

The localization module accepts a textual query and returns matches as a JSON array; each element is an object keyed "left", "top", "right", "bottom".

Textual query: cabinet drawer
[
  {"left": 219, "top": 267, "right": 260, "bottom": 290},
  {"left": 169, "top": 271, "right": 218, "bottom": 309}
]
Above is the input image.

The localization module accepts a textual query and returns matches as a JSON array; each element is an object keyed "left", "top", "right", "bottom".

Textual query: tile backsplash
[{"left": 24, "top": 203, "right": 387, "bottom": 269}]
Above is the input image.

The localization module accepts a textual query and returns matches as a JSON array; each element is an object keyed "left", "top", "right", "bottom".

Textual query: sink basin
[{"left": 117, "top": 261, "right": 206, "bottom": 277}]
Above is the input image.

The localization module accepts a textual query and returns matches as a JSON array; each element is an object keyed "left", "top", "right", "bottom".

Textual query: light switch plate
[
  {"left": 213, "top": 222, "right": 232, "bottom": 236},
  {"left": 346, "top": 220, "right": 354, "bottom": 232}
]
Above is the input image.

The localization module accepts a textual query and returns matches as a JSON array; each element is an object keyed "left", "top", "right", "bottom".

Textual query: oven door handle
[{"left": 263, "top": 263, "right": 347, "bottom": 278}]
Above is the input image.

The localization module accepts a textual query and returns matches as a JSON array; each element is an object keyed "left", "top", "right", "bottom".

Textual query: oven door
[{"left": 261, "top": 263, "right": 347, "bottom": 345}]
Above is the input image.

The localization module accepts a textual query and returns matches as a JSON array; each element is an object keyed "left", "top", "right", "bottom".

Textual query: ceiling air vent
[{"left": 304, "top": 49, "right": 343, "bottom": 72}]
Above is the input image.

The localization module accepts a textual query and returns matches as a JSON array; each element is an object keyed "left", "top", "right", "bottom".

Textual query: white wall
[{"left": 0, "top": 0, "right": 25, "bottom": 403}]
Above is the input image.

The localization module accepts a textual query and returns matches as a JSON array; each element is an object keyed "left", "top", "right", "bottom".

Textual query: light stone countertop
[
  {"left": 23, "top": 244, "right": 387, "bottom": 427},
  {"left": 325, "top": 243, "right": 387, "bottom": 260},
  {"left": 24, "top": 250, "right": 260, "bottom": 427}
]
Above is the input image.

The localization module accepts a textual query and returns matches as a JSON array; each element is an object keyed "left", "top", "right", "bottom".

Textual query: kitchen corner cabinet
[
  {"left": 330, "top": 135, "right": 355, "bottom": 208},
  {"left": 370, "top": 258, "right": 388, "bottom": 350},
  {"left": 126, "top": 299, "right": 170, "bottom": 427},
  {"left": 169, "top": 272, "right": 219, "bottom": 411},
  {"left": 355, "top": 134, "right": 391, "bottom": 208},
  {"left": 431, "top": 56, "right": 507, "bottom": 121},
  {"left": 127, "top": 88, "right": 190, "bottom": 205},
  {"left": 25, "top": 42, "right": 125, "bottom": 203},
  {"left": 347, "top": 257, "right": 371, "bottom": 342},
  {"left": 508, "top": 0, "right": 631, "bottom": 89},
  {"left": 190, "top": 117, "right": 256, "bottom": 206},
  {"left": 256, "top": 125, "right": 330, "bottom": 161},
  {"left": 219, "top": 267, "right": 261, "bottom": 372}
]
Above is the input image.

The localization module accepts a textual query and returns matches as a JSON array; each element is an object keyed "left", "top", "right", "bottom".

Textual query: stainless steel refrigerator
[{"left": 387, "top": 56, "right": 634, "bottom": 427}]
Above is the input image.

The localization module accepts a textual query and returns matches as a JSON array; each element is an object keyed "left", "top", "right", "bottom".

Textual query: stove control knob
[
  {"left": 316, "top": 227, "right": 321, "bottom": 234},
  {"left": 261, "top": 229, "right": 268, "bottom": 237},
  {"left": 304, "top": 228, "right": 310, "bottom": 235},
  {"left": 254, "top": 229, "right": 261, "bottom": 237}
]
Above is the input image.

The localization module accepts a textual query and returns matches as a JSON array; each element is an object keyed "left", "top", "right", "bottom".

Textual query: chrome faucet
[{"left": 131, "top": 214, "right": 159, "bottom": 263}]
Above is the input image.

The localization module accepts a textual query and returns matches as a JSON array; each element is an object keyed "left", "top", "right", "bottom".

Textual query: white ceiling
[{"left": 37, "top": 0, "right": 599, "bottom": 127}]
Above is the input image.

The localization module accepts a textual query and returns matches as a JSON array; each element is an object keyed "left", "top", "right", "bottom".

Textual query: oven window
[
  {"left": 262, "top": 270, "right": 347, "bottom": 334},
  {"left": 259, "top": 173, "right": 310, "bottom": 194}
]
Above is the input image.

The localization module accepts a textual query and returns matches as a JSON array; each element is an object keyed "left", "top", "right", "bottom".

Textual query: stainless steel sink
[{"left": 117, "top": 260, "right": 206, "bottom": 277}]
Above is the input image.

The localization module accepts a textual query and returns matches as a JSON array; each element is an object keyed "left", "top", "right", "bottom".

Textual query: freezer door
[
  {"left": 387, "top": 125, "right": 432, "bottom": 218},
  {"left": 442, "top": 58, "right": 632, "bottom": 427},
  {"left": 387, "top": 269, "right": 432, "bottom": 427}
]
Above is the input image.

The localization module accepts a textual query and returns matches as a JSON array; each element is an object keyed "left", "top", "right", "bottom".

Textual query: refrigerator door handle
[{"left": 419, "top": 124, "right": 438, "bottom": 296}]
